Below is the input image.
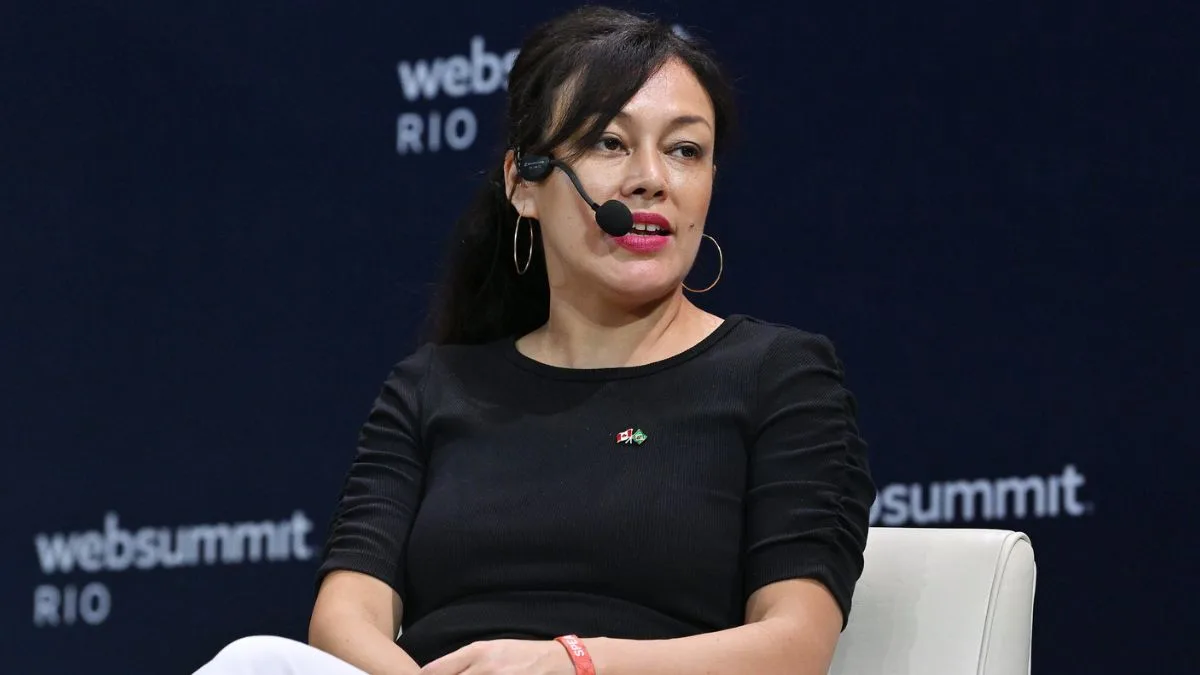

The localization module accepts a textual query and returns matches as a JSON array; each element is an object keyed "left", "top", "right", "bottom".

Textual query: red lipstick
[
  {"left": 612, "top": 211, "right": 672, "bottom": 253},
  {"left": 631, "top": 211, "right": 671, "bottom": 230}
]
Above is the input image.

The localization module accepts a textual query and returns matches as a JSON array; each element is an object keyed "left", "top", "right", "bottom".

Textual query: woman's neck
[{"left": 517, "top": 291, "right": 723, "bottom": 369}]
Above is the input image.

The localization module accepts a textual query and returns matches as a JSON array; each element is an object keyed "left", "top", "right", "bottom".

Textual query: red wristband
[{"left": 555, "top": 634, "right": 596, "bottom": 675}]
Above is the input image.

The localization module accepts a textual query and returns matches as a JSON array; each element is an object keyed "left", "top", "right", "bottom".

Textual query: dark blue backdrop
[{"left": 2, "top": 2, "right": 1195, "bottom": 673}]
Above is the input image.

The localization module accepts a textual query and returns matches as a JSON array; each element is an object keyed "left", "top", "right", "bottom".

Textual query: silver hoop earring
[
  {"left": 513, "top": 213, "right": 533, "bottom": 275},
  {"left": 683, "top": 233, "right": 723, "bottom": 293}
]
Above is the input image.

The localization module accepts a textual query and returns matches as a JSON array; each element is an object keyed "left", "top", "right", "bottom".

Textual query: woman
[{"left": 196, "top": 5, "right": 874, "bottom": 675}]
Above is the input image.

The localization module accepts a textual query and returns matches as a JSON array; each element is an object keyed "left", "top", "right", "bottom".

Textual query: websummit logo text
[
  {"left": 395, "top": 36, "right": 518, "bottom": 155},
  {"left": 394, "top": 25, "right": 692, "bottom": 156}
]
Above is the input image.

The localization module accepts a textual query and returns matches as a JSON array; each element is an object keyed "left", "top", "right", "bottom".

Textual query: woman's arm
[
  {"left": 309, "top": 570, "right": 422, "bottom": 675},
  {"left": 419, "top": 578, "right": 844, "bottom": 675},
  {"left": 583, "top": 578, "right": 843, "bottom": 675},
  {"left": 311, "top": 347, "right": 436, "bottom": 674}
]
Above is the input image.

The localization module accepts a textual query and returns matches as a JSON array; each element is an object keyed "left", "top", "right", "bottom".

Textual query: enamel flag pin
[{"left": 615, "top": 428, "right": 648, "bottom": 445}]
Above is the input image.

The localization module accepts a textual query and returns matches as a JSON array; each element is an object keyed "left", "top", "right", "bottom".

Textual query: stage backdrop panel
[{"left": 1, "top": 2, "right": 1195, "bottom": 673}]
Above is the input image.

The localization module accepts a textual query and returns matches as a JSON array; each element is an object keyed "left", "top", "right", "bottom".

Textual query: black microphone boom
[
  {"left": 549, "top": 159, "right": 633, "bottom": 236},
  {"left": 515, "top": 153, "right": 633, "bottom": 236}
]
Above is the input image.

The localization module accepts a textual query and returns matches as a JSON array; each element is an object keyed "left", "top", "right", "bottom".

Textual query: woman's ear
[{"left": 503, "top": 150, "right": 540, "bottom": 220}]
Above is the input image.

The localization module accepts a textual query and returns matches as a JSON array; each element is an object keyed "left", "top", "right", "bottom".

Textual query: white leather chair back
[{"left": 829, "top": 528, "right": 1036, "bottom": 675}]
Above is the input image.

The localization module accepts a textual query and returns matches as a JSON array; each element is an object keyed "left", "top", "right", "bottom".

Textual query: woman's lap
[{"left": 192, "top": 635, "right": 369, "bottom": 675}]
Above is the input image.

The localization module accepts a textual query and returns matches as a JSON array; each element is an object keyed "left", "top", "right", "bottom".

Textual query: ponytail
[{"left": 420, "top": 162, "right": 549, "bottom": 345}]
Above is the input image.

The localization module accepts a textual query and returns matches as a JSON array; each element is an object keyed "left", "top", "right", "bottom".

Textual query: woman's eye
[
  {"left": 598, "top": 137, "right": 623, "bottom": 152},
  {"left": 673, "top": 144, "right": 702, "bottom": 159}
]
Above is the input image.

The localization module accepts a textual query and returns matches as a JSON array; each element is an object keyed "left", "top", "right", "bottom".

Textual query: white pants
[{"left": 193, "top": 636, "right": 370, "bottom": 675}]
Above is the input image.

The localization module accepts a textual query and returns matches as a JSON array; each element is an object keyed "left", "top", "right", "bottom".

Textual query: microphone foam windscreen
[{"left": 595, "top": 200, "right": 633, "bottom": 236}]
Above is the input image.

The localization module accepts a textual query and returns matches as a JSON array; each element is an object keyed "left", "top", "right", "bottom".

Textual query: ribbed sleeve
[
  {"left": 315, "top": 343, "right": 434, "bottom": 600},
  {"left": 743, "top": 329, "right": 876, "bottom": 629}
]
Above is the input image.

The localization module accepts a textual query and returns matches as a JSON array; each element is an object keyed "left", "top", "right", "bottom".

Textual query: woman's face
[{"left": 507, "top": 57, "right": 717, "bottom": 307}]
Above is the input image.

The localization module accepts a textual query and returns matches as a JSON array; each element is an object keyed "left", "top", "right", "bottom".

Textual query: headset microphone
[{"left": 515, "top": 153, "right": 634, "bottom": 237}]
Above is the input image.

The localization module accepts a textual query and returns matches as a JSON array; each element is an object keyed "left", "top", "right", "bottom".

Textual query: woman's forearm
[
  {"left": 583, "top": 617, "right": 836, "bottom": 675},
  {"left": 309, "top": 613, "right": 421, "bottom": 675}
]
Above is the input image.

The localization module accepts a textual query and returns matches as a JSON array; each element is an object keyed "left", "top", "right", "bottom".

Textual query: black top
[{"left": 316, "top": 314, "right": 875, "bottom": 666}]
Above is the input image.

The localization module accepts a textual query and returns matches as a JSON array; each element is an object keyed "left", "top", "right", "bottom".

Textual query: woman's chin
[{"left": 598, "top": 269, "right": 682, "bottom": 303}]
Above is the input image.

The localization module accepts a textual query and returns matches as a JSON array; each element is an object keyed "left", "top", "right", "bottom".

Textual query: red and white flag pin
[{"left": 615, "top": 427, "right": 648, "bottom": 445}]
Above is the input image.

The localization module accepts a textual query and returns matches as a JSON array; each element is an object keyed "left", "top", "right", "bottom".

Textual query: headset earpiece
[
  {"left": 516, "top": 152, "right": 553, "bottom": 182},
  {"left": 510, "top": 149, "right": 633, "bottom": 236}
]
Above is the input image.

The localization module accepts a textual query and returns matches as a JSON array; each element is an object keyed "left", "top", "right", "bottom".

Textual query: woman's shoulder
[
  {"left": 722, "top": 313, "right": 844, "bottom": 364},
  {"left": 387, "top": 336, "right": 505, "bottom": 373}
]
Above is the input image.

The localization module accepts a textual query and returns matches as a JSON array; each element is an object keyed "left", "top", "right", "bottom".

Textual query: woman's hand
[{"left": 419, "top": 639, "right": 576, "bottom": 675}]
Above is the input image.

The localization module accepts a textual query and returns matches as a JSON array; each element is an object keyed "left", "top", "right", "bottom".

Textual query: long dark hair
[{"left": 420, "top": 5, "right": 738, "bottom": 345}]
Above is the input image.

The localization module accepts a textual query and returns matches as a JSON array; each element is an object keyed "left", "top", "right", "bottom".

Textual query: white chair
[{"left": 829, "top": 528, "right": 1036, "bottom": 675}]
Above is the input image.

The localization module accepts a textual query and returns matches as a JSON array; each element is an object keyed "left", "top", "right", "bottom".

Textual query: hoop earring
[
  {"left": 683, "top": 233, "right": 723, "bottom": 293},
  {"left": 513, "top": 213, "right": 533, "bottom": 275}
]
